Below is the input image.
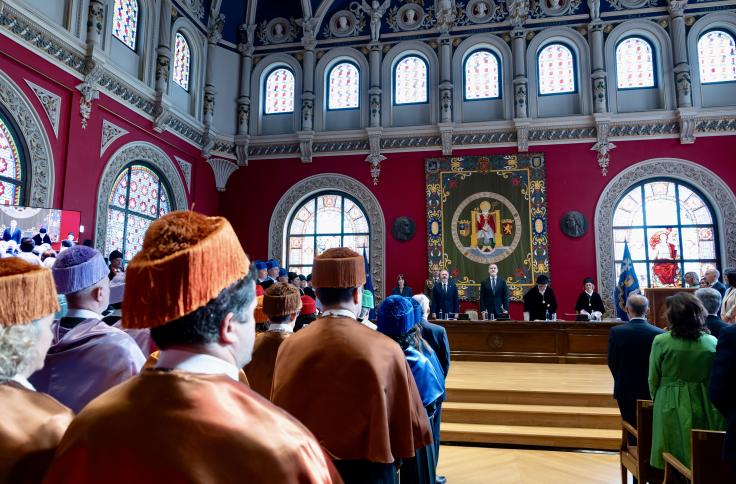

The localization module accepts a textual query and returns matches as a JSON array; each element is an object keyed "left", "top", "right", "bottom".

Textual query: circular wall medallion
[
  {"left": 560, "top": 210, "right": 587, "bottom": 238},
  {"left": 265, "top": 18, "right": 290, "bottom": 44},
  {"left": 329, "top": 10, "right": 357, "bottom": 37},
  {"left": 396, "top": 4, "right": 425, "bottom": 31},
  {"left": 391, "top": 216, "right": 416, "bottom": 241},
  {"left": 466, "top": 0, "right": 495, "bottom": 23}
]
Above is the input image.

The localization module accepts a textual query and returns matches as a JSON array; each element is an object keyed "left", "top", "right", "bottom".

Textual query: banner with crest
[{"left": 425, "top": 154, "right": 550, "bottom": 301}]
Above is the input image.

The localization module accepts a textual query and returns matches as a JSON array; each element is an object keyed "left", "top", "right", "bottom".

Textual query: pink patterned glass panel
[
  {"left": 395, "top": 56, "right": 428, "bottom": 104},
  {"left": 698, "top": 31, "right": 736, "bottom": 84},
  {"left": 173, "top": 33, "right": 191, "bottom": 91},
  {"left": 538, "top": 44, "right": 575, "bottom": 95},
  {"left": 265, "top": 67, "right": 295, "bottom": 114},
  {"left": 124, "top": 213, "right": 153, "bottom": 261},
  {"left": 465, "top": 50, "right": 500, "bottom": 99},
  {"left": 112, "top": 0, "right": 138, "bottom": 51},
  {"left": 616, "top": 37, "right": 655, "bottom": 89},
  {"left": 109, "top": 170, "right": 129, "bottom": 209},
  {"left": 105, "top": 209, "right": 126, "bottom": 258},
  {"left": 0, "top": 119, "right": 22, "bottom": 206},
  {"left": 127, "top": 165, "right": 162, "bottom": 218},
  {"left": 328, "top": 62, "right": 360, "bottom": 109}
]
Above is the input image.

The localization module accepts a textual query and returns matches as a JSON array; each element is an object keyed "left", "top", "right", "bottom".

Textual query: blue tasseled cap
[{"left": 377, "top": 295, "right": 416, "bottom": 336}]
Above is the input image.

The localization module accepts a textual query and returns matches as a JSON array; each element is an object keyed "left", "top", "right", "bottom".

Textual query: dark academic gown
[
  {"left": 705, "top": 314, "right": 728, "bottom": 339},
  {"left": 244, "top": 331, "right": 291, "bottom": 399},
  {"left": 29, "top": 318, "right": 145, "bottom": 413},
  {"left": 0, "top": 381, "right": 73, "bottom": 484},
  {"left": 574, "top": 291, "right": 606, "bottom": 315},
  {"left": 272, "top": 317, "right": 432, "bottom": 484},
  {"left": 522, "top": 286, "right": 558, "bottom": 320},
  {"left": 43, "top": 371, "right": 342, "bottom": 484},
  {"left": 607, "top": 318, "right": 664, "bottom": 427},
  {"left": 32, "top": 233, "right": 51, "bottom": 246},
  {"left": 709, "top": 325, "right": 736, "bottom": 466}
]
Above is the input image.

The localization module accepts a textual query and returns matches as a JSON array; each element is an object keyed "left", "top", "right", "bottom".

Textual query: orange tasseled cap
[
  {"left": 122, "top": 211, "right": 250, "bottom": 329},
  {"left": 262, "top": 283, "right": 302, "bottom": 318},
  {"left": 0, "top": 258, "right": 59, "bottom": 325},
  {"left": 310, "top": 247, "right": 365, "bottom": 289}
]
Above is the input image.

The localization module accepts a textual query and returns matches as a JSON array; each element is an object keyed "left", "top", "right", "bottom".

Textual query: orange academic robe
[
  {"left": 271, "top": 317, "right": 433, "bottom": 463},
  {"left": 43, "top": 371, "right": 342, "bottom": 484},
  {"left": 244, "top": 331, "right": 291, "bottom": 399},
  {"left": 0, "top": 381, "right": 73, "bottom": 484}
]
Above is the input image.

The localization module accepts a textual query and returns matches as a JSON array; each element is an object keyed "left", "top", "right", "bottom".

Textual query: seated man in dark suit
[
  {"left": 709, "top": 323, "right": 736, "bottom": 480},
  {"left": 696, "top": 287, "right": 728, "bottom": 338},
  {"left": 479, "top": 264, "right": 509, "bottom": 319},
  {"left": 430, "top": 270, "right": 459, "bottom": 319},
  {"left": 607, "top": 294, "right": 664, "bottom": 430}
]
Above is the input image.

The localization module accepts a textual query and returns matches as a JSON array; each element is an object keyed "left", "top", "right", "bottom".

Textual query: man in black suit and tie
[
  {"left": 431, "top": 269, "right": 459, "bottom": 318},
  {"left": 705, "top": 268, "right": 727, "bottom": 299},
  {"left": 479, "top": 264, "right": 509, "bottom": 319},
  {"left": 607, "top": 294, "right": 664, "bottom": 430},
  {"left": 709, "top": 323, "right": 736, "bottom": 479},
  {"left": 696, "top": 287, "right": 728, "bottom": 338}
]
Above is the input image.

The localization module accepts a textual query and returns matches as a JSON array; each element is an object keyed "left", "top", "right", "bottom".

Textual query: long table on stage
[{"left": 432, "top": 320, "right": 623, "bottom": 364}]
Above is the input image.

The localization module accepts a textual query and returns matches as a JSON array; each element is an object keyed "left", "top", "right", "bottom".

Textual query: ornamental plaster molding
[
  {"left": 268, "top": 173, "right": 387, "bottom": 301},
  {"left": 175, "top": 156, "right": 192, "bottom": 192},
  {"left": 0, "top": 70, "right": 54, "bottom": 207},
  {"left": 24, "top": 80, "right": 61, "bottom": 138},
  {"left": 595, "top": 158, "right": 736, "bottom": 317},
  {"left": 95, "top": 142, "right": 188, "bottom": 254},
  {"left": 206, "top": 157, "right": 238, "bottom": 191},
  {"left": 99, "top": 120, "right": 129, "bottom": 156}
]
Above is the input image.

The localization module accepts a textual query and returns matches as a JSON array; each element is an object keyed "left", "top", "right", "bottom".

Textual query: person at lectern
[
  {"left": 575, "top": 277, "right": 605, "bottom": 321},
  {"left": 523, "top": 275, "right": 558, "bottom": 321},
  {"left": 431, "top": 270, "right": 459, "bottom": 318},
  {"left": 479, "top": 264, "right": 509, "bottom": 319}
]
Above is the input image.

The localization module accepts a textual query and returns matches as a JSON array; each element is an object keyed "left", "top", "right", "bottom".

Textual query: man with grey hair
[
  {"left": 705, "top": 268, "right": 727, "bottom": 299},
  {"left": 608, "top": 294, "right": 663, "bottom": 430},
  {"left": 696, "top": 287, "right": 728, "bottom": 339}
]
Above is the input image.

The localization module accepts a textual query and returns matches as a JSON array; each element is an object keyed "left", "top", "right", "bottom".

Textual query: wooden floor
[
  {"left": 441, "top": 362, "right": 621, "bottom": 451},
  {"left": 437, "top": 445, "right": 629, "bottom": 484}
]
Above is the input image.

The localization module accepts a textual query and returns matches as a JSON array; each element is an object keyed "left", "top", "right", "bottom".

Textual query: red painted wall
[
  {"left": 222, "top": 135, "right": 736, "bottom": 319},
  {"left": 0, "top": 34, "right": 219, "bottom": 245}
]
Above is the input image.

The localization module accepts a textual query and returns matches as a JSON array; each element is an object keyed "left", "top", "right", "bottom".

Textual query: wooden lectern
[{"left": 644, "top": 287, "right": 696, "bottom": 328}]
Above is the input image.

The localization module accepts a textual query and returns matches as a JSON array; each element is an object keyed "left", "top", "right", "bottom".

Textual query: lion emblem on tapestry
[{"left": 425, "top": 154, "right": 550, "bottom": 301}]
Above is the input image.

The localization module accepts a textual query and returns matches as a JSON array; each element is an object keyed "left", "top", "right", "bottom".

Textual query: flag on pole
[
  {"left": 614, "top": 240, "right": 641, "bottom": 321},
  {"left": 362, "top": 246, "right": 376, "bottom": 319}
]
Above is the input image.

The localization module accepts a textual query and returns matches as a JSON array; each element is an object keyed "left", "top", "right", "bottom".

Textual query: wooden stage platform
[
  {"left": 440, "top": 361, "right": 620, "bottom": 451},
  {"left": 434, "top": 320, "right": 621, "bottom": 364}
]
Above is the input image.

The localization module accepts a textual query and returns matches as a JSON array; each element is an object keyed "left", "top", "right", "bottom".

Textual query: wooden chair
[
  {"left": 620, "top": 399, "right": 664, "bottom": 484},
  {"left": 663, "top": 430, "right": 734, "bottom": 484}
]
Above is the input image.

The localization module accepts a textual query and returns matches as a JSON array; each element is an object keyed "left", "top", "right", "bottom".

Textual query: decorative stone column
[
  {"left": 589, "top": 20, "right": 607, "bottom": 113},
  {"left": 201, "top": 13, "right": 225, "bottom": 157},
  {"left": 153, "top": 0, "right": 173, "bottom": 124},
  {"left": 668, "top": 0, "right": 692, "bottom": 108},
  {"left": 76, "top": 0, "right": 105, "bottom": 128},
  {"left": 84, "top": 0, "right": 105, "bottom": 54},
  {"left": 297, "top": 19, "right": 317, "bottom": 163},
  {"left": 511, "top": 28, "right": 527, "bottom": 120},
  {"left": 368, "top": 42, "right": 382, "bottom": 127},
  {"left": 235, "top": 24, "right": 255, "bottom": 166}
]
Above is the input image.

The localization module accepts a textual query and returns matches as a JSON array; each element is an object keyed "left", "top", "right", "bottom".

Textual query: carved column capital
[{"left": 513, "top": 118, "right": 531, "bottom": 152}]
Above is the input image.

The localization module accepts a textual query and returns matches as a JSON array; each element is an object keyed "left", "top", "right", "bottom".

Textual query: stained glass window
[
  {"left": 328, "top": 61, "right": 360, "bottom": 110},
  {"left": 112, "top": 0, "right": 139, "bottom": 51},
  {"left": 394, "top": 55, "right": 428, "bottom": 105},
  {"left": 105, "top": 164, "right": 171, "bottom": 264},
  {"left": 173, "top": 32, "right": 191, "bottom": 91},
  {"left": 698, "top": 30, "right": 736, "bottom": 84},
  {"left": 0, "top": 115, "right": 24, "bottom": 206},
  {"left": 612, "top": 180, "right": 719, "bottom": 288},
  {"left": 264, "top": 67, "right": 295, "bottom": 114},
  {"left": 538, "top": 43, "right": 576, "bottom": 95},
  {"left": 616, "top": 37, "right": 656, "bottom": 89},
  {"left": 287, "top": 192, "right": 370, "bottom": 275},
  {"left": 464, "top": 50, "right": 500, "bottom": 100}
]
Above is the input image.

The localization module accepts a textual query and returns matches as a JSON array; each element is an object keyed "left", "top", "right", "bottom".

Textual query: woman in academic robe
[
  {"left": 649, "top": 292, "right": 726, "bottom": 470},
  {"left": 391, "top": 274, "right": 413, "bottom": 297},
  {"left": 574, "top": 277, "right": 605, "bottom": 320},
  {"left": 377, "top": 295, "right": 444, "bottom": 484},
  {"left": 0, "top": 258, "right": 74, "bottom": 483}
]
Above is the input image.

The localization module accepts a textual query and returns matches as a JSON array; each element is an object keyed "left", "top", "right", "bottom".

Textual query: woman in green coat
[{"left": 649, "top": 292, "right": 726, "bottom": 469}]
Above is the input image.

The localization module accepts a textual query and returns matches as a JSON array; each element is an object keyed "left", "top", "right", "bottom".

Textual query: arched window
[
  {"left": 173, "top": 32, "right": 191, "bottom": 91},
  {"left": 105, "top": 164, "right": 172, "bottom": 263},
  {"left": 612, "top": 180, "right": 719, "bottom": 288},
  {"left": 0, "top": 113, "right": 25, "bottom": 206},
  {"left": 464, "top": 50, "right": 501, "bottom": 100},
  {"left": 287, "top": 192, "right": 370, "bottom": 275},
  {"left": 697, "top": 30, "right": 736, "bottom": 84},
  {"left": 112, "top": 0, "right": 139, "bottom": 51},
  {"left": 616, "top": 37, "right": 656, "bottom": 89},
  {"left": 264, "top": 67, "right": 295, "bottom": 114},
  {"left": 394, "top": 55, "right": 428, "bottom": 105},
  {"left": 537, "top": 43, "right": 576, "bottom": 95},
  {"left": 327, "top": 61, "right": 360, "bottom": 110}
]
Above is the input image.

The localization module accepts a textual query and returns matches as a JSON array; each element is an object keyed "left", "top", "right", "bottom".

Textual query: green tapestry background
[{"left": 425, "top": 154, "right": 550, "bottom": 301}]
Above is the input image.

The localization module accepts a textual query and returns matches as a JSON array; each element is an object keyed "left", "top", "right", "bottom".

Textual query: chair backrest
[
  {"left": 691, "top": 430, "right": 732, "bottom": 483},
  {"left": 465, "top": 310, "right": 479, "bottom": 320},
  {"left": 636, "top": 399, "right": 656, "bottom": 464}
]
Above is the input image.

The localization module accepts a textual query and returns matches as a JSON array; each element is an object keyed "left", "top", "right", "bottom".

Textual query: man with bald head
[{"left": 607, "top": 294, "right": 664, "bottom": 429}]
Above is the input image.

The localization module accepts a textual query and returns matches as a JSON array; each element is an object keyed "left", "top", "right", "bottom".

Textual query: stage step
[
  {"left": 442, "top": 402, "right": 621, "bottom": 429},
  {"left": 440, "top": 422, "right": 621, "bottom": 451},
  {"left": 446, "top": 388, "right": 617, "bottom": 408}
]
